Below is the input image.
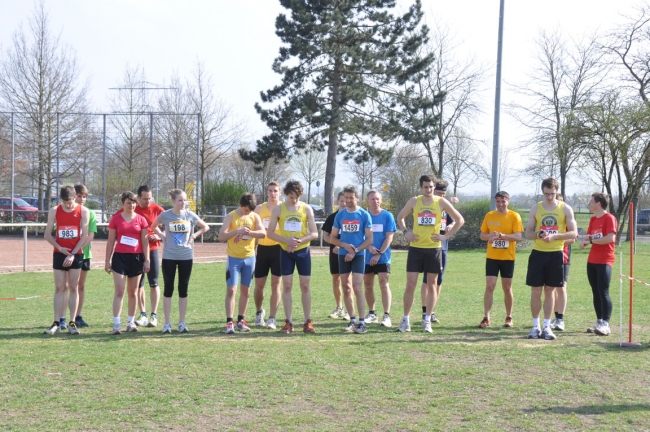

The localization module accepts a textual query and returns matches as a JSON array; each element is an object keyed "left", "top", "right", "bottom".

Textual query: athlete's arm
[
  {"left": 266, "top": 206, "right": 287, "bottom": 244},
  {"left": 248, "top": 213, "right": 267, "bottom": 239},
  {"left": 140, "top": 223, "right": 150, "bottom": 273},
  {"left": 396, "top": 197, "right": 417, "bottom": 242},
  {"left": 546, "top": 204, "right": 578, "bottom": 242},
  {"left": 104, "top": 228, "right": 116, "bottom": 273},
  {"left": 435, "top": 198, "right": 464, "bottom": 240},
  {"left": 218, "top": 213, "right": 240, "bottom": 242},
  {"left": 524, "top": 204, "right": 539, "bottom": 240},
  {"left": 301, "top": 205, "right": 319, "bottom": 243},
  {"left": 44, "top": 207, "right": 64, "bottom": 252},
  {"left": 151, "top": 216, "right": 166, "bottom": 245},
  {"left": 358, "top": 227, "right": 374, "bottom": 252},
  {"left": 72, "top": 207, "right": 90, "bottom": 256}
]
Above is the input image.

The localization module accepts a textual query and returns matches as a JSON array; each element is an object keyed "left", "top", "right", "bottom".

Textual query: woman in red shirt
[
  {"left": 579, "top": 192, "right": 617, "bottom": 336},
  {"left": 105, "top": 192, "right": 150, "bottom": 334}
]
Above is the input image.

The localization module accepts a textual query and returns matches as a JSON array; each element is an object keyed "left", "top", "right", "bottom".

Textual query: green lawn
[{"left": 2, "top": 244, "right": 650, "bottom": 430}]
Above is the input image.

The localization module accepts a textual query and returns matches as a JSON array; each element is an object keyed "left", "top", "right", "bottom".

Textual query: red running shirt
[
  {"left": 108, "top": 213, "right": 149, "bottom": 254},
  {"left": 54, "top": 204, "right": 83, "bottom": 252},
  {"left": 587, "top": 213, "right": 617, "bottom": 265},
  {"left": 116, "top": 203, "right": 165, "bottom": 251}
]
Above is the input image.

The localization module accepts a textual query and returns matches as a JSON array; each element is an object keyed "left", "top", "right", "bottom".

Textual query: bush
[{"left": 202, "top": 179, "right": 248, "bottom": 211}]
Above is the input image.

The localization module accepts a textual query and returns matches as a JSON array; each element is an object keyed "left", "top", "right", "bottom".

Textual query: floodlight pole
[
  {"left": 621, "top": 201, "right": 641, "bottom": 347},
  {"left": 102, "top": 114, "right": 107, "bottom": 223},
  {"left": 490, "top": 0, "right": 505, "bottom": 211}
]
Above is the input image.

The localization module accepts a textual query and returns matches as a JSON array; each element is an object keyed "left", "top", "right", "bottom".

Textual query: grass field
[{"left": 2, "top": 243, "right": 650, "bottom": 431}]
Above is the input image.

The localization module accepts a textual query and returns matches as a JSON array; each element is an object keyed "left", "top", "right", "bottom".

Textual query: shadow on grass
[{"left": 521, "top": 403, "right": 650, "bottom": 415}]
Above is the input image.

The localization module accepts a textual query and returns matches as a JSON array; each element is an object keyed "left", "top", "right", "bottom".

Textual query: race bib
[
  {"left": 492, "top": 239, "right": 509, "bottom": 249},
  {"left": 242, "top": 235, "right": 252, "bottom": 240},
  {"left": 342, "top": 220, "right": 361, "bottom": 233},
  {"left": 284, "top": 220, "right": 302, "bottom": 232},
  {"left": 263, "top": 218, "right": 270, "bottom": 229},
  {"left": 372, "top": 224, "right": 384, "bottom": 233},
  {"left": 120, "top": 235, "right": 138, "bottom": 247},
  {"left": 417, "top": 212, "right": 436, "bottom": 226},
  {"left": 440, "top": 221, "right": 447, "bottom": 232},
  {"left": 58, "top": 226, "right": 78, "bottom": 239},
  {"left": 541, "top": 226, "right": 559, "bottom": 235},
  {"left": 169, "top": 220, "right": 190, "bottom": 233},
  {"left": 592, "top": 232, "right": 603, "bottom": 239}
]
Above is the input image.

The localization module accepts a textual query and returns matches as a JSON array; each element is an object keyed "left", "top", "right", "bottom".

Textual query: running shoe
[
  {"left": 266, "top": 317, "right": 277, "bottom": 330},
  {"left": 280, "top": 320, "right": 294, "bottom": 334},
  {"left": 527, "top": 326, "right": 541, "bottom": 339},
  {"left": 354, "top": 322, "right": 368, "bottom": 334},
  {"left": 75, "top": 315, "right": 89, "bottom": 328},
  {"left": 431, "top": 312, "right": 440, "bottom": 324},
  {"left": 255, "top": 309, "right": 266, "bottom": 327},
  {"left": 587, "top": 320, "right": 601, "bottom": 333},
  {"left": 479, "top": 317, "right": 491, "bottom": 328},
  {"left": 329, "top": 307, "right": 342, "bottom": 319},
  {"left": 59, "top": 320, "right": 67, "bottom": 331},
  {"left": 423, "top": 321, "right": 433, "bottom": 333},
  {"left": 552, "top": 318, "right": 565, "bottom": 331},
  {"left": 178, "top": 321, "right": 189, "bottom": 333},
  {"left": 594, "top": 321, "right": 611, "bottom": 336},
  {"left": 396, "top": 317, "right": 411, "bottom": 333},
  {"left": 421, "top": 314, "right": 426, "bottom": 328},
  {"left": 162, "top": 322, "right": 172, "bottom": 334},
  {"left": 148, "top": 314, "right": 158, "bottom": 327},
  {"left": 235, "top": 320, "right": 251, "bottom": 332},
  {"left": 126, "top": 322, "right": 138, "bottom": 332},
  {"left": 342, "top": 310, "right": 350, "bottom": 320},
  {"left": 225, "top": 321, "right": 235, "bottom": 334},
  {"left": 135, "top": 315, "right": 149, "bottom": 327},
  {"left": 541, "top": 326, "right": 556, "bottom": 340},
  {"left": 68, "top": 321, "right": 79, "bottom": 335},
  {"left": 44, "top": 321, "right": 60, "bottom": 335},
  {"left": 111, "top": 324, "right": 122, "bottom": 335},
  {"left": 303, "top": 319, "right": 316, "bottom": 334},
  {"left": 364, "top": 312, "right": 378, "bottom": 324},
  {"left": 380, "top": 314, "right": 392, "bottom": 328},
  {"left": 342, "top": 321, "right": 355, "bottom": 333}
]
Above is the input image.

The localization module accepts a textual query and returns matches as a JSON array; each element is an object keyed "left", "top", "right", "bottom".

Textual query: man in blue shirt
[
  {"left": 329, "top": 185, "right": 373, "bottom": 334},
  {"left": 363, "top": 190, "right": 396, "bottom": 327}
]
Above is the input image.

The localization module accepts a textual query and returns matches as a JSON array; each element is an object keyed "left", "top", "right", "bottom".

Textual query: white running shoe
[
  {"left": 354, "top": 322, "right": 368, "bottom": 334},
  {"left": 431, "top": 312, "right": 440, "bottom": 324},
  {"left": 594, "top": 321, "right": 611, "bottom": 336},
  {"left": 44, "top": 322, "right": 60, "bottom": 335},
  {"left": 380, "top": 314, "right": 392, "bottom": 327},
  {"left": 111, "top": 324, "right": 122, "bottom": 335},
  {"left": 162, "top": 322, "right": 172, "bottom": 334},
  {"left": 423, "top": 321, "right": 433, "bottom": 333},
  {"left": 552, "top": 318, "right": 565, "bottom": 331},
  {"left": 527, "top": 326, "right": 541, "bottom": 339},
  {"left": 396, "top": 317, "right": 411, "bottom": 333},
  {"left": 329, "top": 307, "right": 342, "bottom": 319},
  {"left": 148, "top": 314, "right": 158, "bottom": 327},
  {"left": 126, "top": 322, "right": 138, "bottom": 332},
  {"left": 135, "top": 315, "right": 149, "bottom": 327},
  {"left": 266, "top": 317, "right": 277, "bottom": 330},
  {"left": 235, "top": 320, "right": 251, "bottom": 332},
  {"left": 587, "top": 320, "right": 601, "bottom": 333},
  {"left": 68, "top": 321, "right": 80, "bottom": 335},
  {"left": 342, "top": 310, "right": 350, "bottom": 320},
  {"left": 178, "top": 321, "right": 189, "bottom": 333},
  {"left": 541, "top": 326, "right": 556, "bottom": 340},
  {"left": 225, "top": 321, "right": 235, "bottom": 334},
  {"left": 364, "top": 313, "right": 378, "bottom": 324},
  {"left": 342, "top": 321, "right": 355, "bottom": 333},
  {"left": 255, "top": 309, "right": 266, "bottom": 327}
]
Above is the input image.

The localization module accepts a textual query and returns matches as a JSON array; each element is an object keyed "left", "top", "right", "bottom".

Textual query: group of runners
[{"left": 42, "top": 175, "right": 617, "bottom": 340}]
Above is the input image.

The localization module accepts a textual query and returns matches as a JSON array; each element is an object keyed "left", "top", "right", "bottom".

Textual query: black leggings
[
  {"left": 586, "top": 262, "right": 612, "bottom": 322},
  {"left": 161, "top": 259, "right": 193, "bottom": 298}
]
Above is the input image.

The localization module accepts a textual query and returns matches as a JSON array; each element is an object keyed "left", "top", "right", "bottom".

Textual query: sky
[{"left": 0, "top": 0, "right": 643, "bottom": 197}]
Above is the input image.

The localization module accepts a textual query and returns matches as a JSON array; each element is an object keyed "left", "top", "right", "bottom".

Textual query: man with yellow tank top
[
  {"left": 396, "top": 175, "right": 465, "bottom": 333},
  {"left": 253, "top": 181, "right": 283, "bottom": 330},
  {"left": 218, "top": 193, "right": 266, "bottom": 334},
  {"left": 524, "top": 177, "right": 577, "bottom": 340},
  {"left": 267, "top": 180, "right": 319, "bottom": 334},
  {"left": 478, "top": 191, "right": 523, "bottom": 329}
]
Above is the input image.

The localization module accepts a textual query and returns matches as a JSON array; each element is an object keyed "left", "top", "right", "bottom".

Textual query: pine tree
[{"left": 240, "top": 0, "right": 434, "bottom": 212}]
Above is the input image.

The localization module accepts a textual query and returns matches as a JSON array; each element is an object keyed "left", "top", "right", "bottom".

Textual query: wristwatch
[
  {"left": 589, "top": 237, "right": 593, "bottom": 244},
  {"left": 402, "top": 229, "right": 408, "bottom": 234},
  {"left": 354, "top": 246, "right": 359, "bottom": 253}
]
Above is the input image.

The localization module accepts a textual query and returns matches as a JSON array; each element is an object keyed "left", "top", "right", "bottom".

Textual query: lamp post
[
  {"left": 156, "top": 153, "right": 165, "bottom": 202},
  {"left": 316, "top": 180, "right": 320, "bottom": 205}
]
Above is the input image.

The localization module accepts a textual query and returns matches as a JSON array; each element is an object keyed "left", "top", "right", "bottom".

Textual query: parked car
[
  {"left": 310, "top": 204, "right": 326, "bottom": 219},
  {"left": 637, "top": 209, "right": 650, "bottom": 234},
  {"left": 19, "top": 196, "right": 58, "bottom": 210},
  {"left": 0, "top": 197, "right": 38, "bottom": 222}
]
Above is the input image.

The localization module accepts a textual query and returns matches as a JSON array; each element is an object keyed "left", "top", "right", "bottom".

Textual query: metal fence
[{"left": 0, "top": 111, "right": 201, "bottom": 222}]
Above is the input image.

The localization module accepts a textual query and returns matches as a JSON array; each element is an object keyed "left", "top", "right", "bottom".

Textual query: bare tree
[
  {"left": 397, "top": 22, "right": 487, "bottom": 178},
  {"left": 0, "top": 0, "right": 89, "bottom": 209},
  {"left": 443, "top": 129, "right": 487, "bottom": 196},
  {"left": 292, "top": 147, "right": 327, "bottom": 204},
  {"left": 509, "top": 29, "right": 609, "bottom": 197},
  {"left": 378, "top": 144, "right": 429, "bottom": 217}
]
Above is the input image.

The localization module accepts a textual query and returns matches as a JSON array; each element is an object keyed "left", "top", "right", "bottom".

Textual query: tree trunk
[{"left": 325, "top": 59, "right": 342, "bottom": 214}]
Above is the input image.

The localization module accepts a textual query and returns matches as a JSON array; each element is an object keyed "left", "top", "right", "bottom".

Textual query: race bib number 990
[
  {"left": 417, "top": 212, "right": 436, "bottom": 226},
  {"left": 492, "top": 239, "right": 509, "bottom": 249},
  {"left": 342, "top": 220, "right": 360, "bottom": 233}
]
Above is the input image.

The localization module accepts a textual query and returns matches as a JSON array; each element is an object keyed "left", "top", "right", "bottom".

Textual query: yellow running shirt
[
  {"left": 411, "top": 195, "right": 442, "bottom": 249},
  {"left": 533, "top": 201, "right": 566, "bottom": 252},
  {"left": 227, "top": 210, "right": 256, "bottom": 258},
  {"left": 257, "top": 202, "right": 279, "bottom": 247},
  {"left": 278, "top": 202, "right": 309, "bottom": 252},
  {"left": 480, "top": 209, "right": 524, "bottom": 261}
]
